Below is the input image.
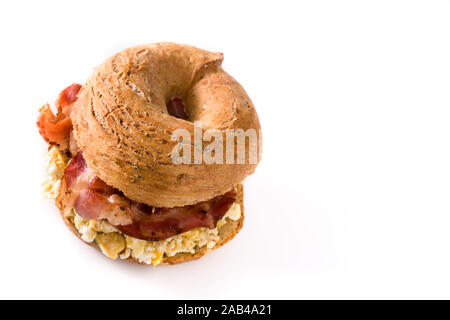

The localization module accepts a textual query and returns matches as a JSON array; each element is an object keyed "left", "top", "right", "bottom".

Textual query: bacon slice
[
  {"left": 64, "top": 152, "right": 87, "bottom": 188},
  {"left": 63, "top": 152, "right": 236, "bottom": 240},
  {"left": 57, "top": 83, "right": 82, "bottom": 113},
  {"left": 37, "top": 83, "right": 81, "bottom": 144},
  {"left": 117, "top": 190, "right": 236, "bottom": 241},
  {"left": 64, "top": 152, "right": 133, "bottom": 226},
  {"left": 75, "top": 189, "right": 133, "bottom": 225},
  {"left": 37, "top": 104, "right": 72, "bottom": 144}
]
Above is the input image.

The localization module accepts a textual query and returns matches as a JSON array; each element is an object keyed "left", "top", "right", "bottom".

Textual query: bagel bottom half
[
  {"left": 44, "top": 146, "right": 245, "bottom": 266},
  {"left": 56, "top": 184, "right": 244, "bottom": 266}
]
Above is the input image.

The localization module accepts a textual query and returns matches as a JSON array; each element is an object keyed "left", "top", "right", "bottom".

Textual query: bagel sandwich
[{"left": 38, "top": 43, "right": 261, "bottom": 266}]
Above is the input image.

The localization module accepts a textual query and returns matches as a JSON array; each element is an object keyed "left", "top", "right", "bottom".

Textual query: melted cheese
[{"left": 43, "top": 147, "right": 242, "bottom": 266}]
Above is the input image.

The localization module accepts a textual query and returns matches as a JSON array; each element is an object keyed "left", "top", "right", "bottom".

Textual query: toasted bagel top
[{"left": 71, "top": 43, "right": 261, "bottom": 207}]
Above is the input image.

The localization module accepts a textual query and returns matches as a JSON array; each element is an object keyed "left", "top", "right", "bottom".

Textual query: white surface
[{"left": 1, "top": 0, "right": 450, "bottom": 299}]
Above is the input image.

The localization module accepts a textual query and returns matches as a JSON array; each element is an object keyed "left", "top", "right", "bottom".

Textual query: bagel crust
[{"left": 71, "top": 43, "right": 261, "bottom": 207}]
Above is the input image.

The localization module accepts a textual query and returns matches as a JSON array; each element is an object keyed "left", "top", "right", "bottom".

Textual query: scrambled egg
[
  {"left": 43, "top": 146, "right": 242, "bottom": 266},
  {"left": 42, "top": 147, "right": 68, "bottom": 199}
]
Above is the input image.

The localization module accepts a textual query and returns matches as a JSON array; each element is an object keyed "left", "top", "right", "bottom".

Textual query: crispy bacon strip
[
  {"left": 63, "top": 152, "right": 236, "bottom": 241},
  {"left": 57, "top": 83, "right": 82, "bottom": 113},
  {"left": 37, "top": 104, "right": 72, "bottom": 144},
  {"left": 63, "top": 152, "right": 133, "bottom": 226},
  {"left": 37, "top": 83, "right": 81, "bottom": 144},
  {"left": 117, "top": 191, "right": 236, "bottom": 241}
]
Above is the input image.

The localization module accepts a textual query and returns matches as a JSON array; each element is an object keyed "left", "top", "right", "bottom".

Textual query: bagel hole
[{"left": 166, "top": 98, "right": 189, "bottom": 121}]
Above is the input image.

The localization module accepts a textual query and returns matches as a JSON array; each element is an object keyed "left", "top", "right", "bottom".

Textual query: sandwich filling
[
  {"left": 61, "top": 151, "right": 238, "bottom": 241},
  {"left": 43, "top": 146, "right": 241, "bottom": 265}
]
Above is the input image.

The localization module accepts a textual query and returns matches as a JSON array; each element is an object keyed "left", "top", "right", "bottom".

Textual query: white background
[{"left": 1, "top": 0, "right": 450, "bottom": 299}]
